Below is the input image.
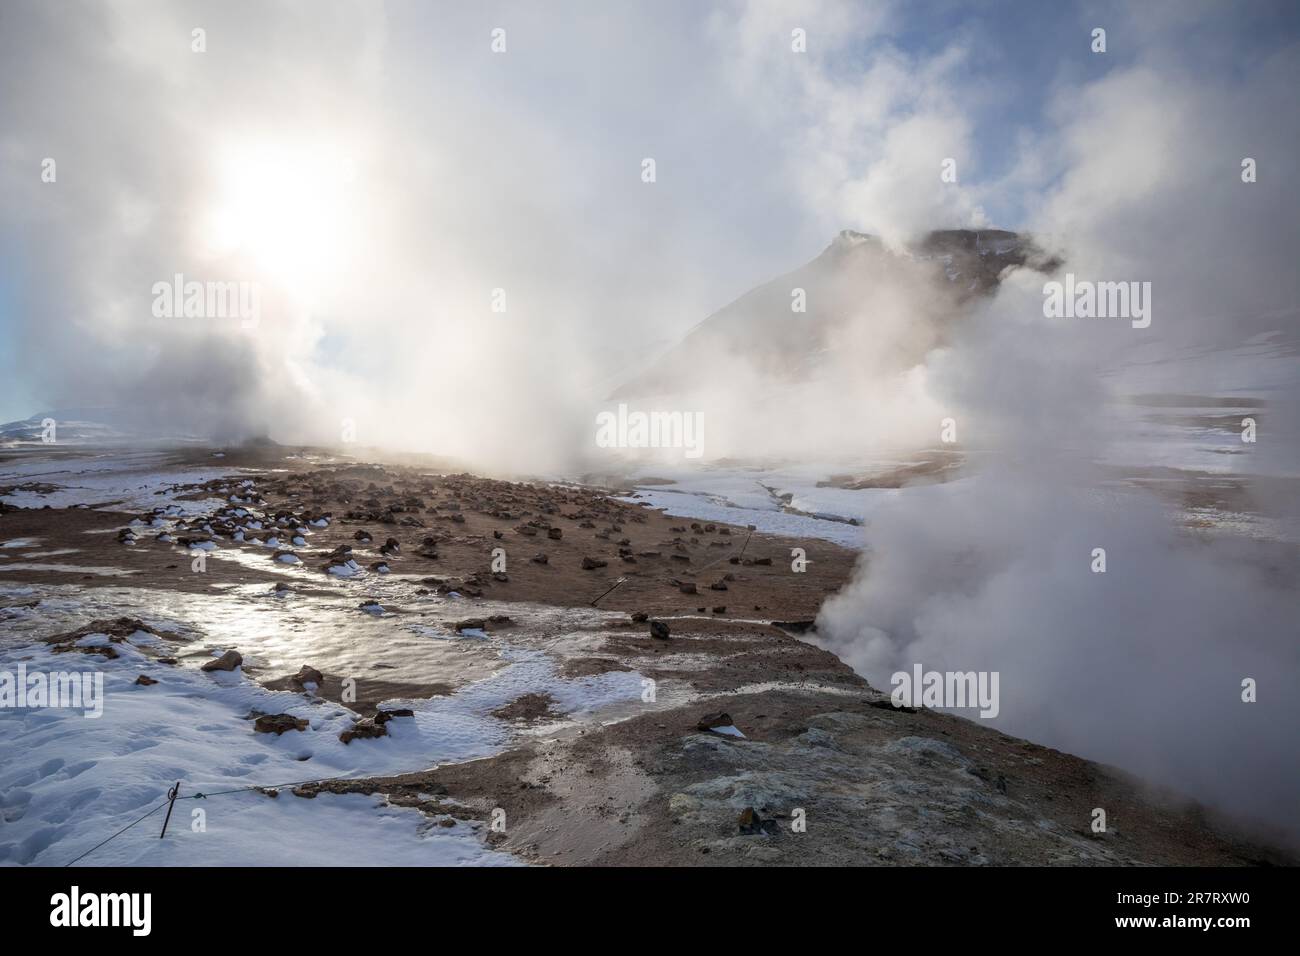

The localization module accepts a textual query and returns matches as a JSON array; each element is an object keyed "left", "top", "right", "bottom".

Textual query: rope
[
  {"left": 61, "top": 771, "right": 371, "bottom": 866},
  {"left": 63, "top": 800, "right": 168, "bottom": 867}
]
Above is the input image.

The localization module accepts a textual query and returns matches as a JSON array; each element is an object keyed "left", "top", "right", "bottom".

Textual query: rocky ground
[{"left": 1, "top": 446, "right": 1292, "bottom": 866}]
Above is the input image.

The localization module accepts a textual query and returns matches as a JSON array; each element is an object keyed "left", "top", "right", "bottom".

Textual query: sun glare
[{"left": 204, "top": 141, "right": 356, "bottom": 288}]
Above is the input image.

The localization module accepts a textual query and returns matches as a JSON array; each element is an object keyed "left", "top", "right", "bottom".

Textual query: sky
[{"left": 1, "top": 0, "right": 1298, "bottom": 459}]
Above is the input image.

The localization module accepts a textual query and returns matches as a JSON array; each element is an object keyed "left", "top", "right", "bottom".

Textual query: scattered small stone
[
  {"left": 697, "top": 712, "right": 731, "bottom": 731},
  {"left": 254, "top": 713, "right": 309, "bottom": 735},
  {"left": 201, "top": 650, "right": 243, "bottom": 672},
  {"left": 292, "top": 665, "right": 323, "bottom": 687},
  {"left": 339, "top": 717, "right": 387, "bottom": 744},
  {"left": 738, "top": 807, "right": 780, "bottom": 836},
  {"left": 868, "top": 698, "right": 916, "bottom": 714}
]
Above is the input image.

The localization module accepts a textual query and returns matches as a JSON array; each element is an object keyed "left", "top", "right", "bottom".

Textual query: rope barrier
[{"left": 61, "top": 771, "right": 373, "bottom": 866}]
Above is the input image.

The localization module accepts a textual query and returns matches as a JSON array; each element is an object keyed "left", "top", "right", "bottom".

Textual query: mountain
[
  {"left": 612, "top": 229, "right": 1059, "bottom": 400},
  {"left": 0, "top": 409, "right": 135, "bottom": 446}
]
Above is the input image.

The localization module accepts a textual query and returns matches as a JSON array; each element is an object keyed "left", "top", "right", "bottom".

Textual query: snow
[
  {"left": 0, "top": 622, "right": 522, "bottom": 866},
  {"left": 0, "top": 578, "right": 649, "bottom": 867},
  {"left": 616, "top": 465, "right": 886, "bottom": 547},
  {"left": 709, "top": 724, "right": 746, "bottom": 738},
  {"left": 0, "top": 450, "right": 232, "bottom": 512}
]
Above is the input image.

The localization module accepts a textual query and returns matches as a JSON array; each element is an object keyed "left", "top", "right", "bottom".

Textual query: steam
[{"left": 816, "top": 9, "right": 1300, "bottom": 840}]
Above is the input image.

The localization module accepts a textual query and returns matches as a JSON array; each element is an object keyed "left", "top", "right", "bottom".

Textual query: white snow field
[{"left": 0, "top": 581, "right": 647, "bottom": 867}]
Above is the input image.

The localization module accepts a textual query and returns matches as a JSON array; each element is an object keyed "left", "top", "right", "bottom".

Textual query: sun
[{"left": 204, "top": 140, "right": 357, "bottom": 289}]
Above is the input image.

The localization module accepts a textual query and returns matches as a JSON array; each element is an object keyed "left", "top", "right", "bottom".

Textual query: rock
[
  {"left": 547, "top": 527, "right": 563, "bottom": 540},
  {"left": 255, "top": 713, "right": 309, "bottom": 734},
  {"left": 201, "top": 650, "right": 243, "bottom": 672},
  {"left": 678, "top": 582, "right": 697, "bottom": 594},
  {"left": 868, "top": 697, "right": 916, "bottom": 714},
  {"left": 531, "top": 553, "right": 549, "bottom": 564},
  {"left": 292, "top": 665, "right": 323, "bottom": 687},
  {"left": 712, "top": 606, "right": 726, "bottom": 614},
  {"left": 581, "top": 556, "right": 607, "bottom": 570},
  {"left": 738, "top": 807, "right": 780, "bottom": 836},
  {"left": 630, "top": 611, "right": 648, "bottom": 623},
  {"left": 339, "top": 717, "right": 388, "bottom": 744},
  {"left": 650, "top": 619, "right": 670, "bottom": 641},
  {"left": 134, "top": 675, "right": 158, "bottom": 686},
  {"left": 374, "top": 708, "right": 415, "bottom": 725},
  {"left": 696, "top": 712, "right": 733, "bottom": 731}
]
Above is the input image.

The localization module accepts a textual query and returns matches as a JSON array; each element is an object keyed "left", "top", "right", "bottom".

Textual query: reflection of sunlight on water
[
  {"left": 0, "top": 579, "right": 651, "bottom": 711},
  {"left": 0, "top": 579, "right": 498, "bottom": 690}
]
